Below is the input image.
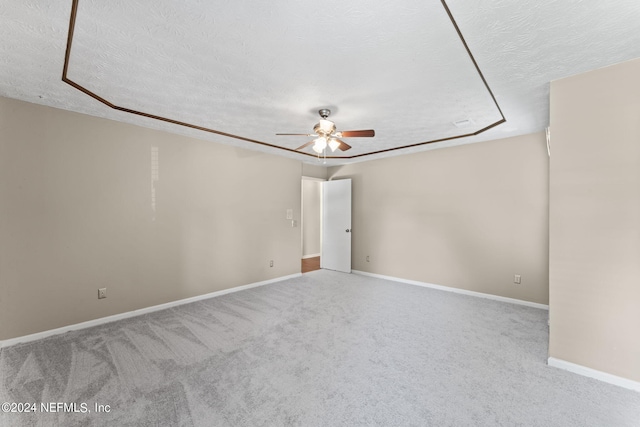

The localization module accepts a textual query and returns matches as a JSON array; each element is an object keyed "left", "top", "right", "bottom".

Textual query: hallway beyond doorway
[{"left": 302, "top": 256, "right": 320, "bottom": 273}]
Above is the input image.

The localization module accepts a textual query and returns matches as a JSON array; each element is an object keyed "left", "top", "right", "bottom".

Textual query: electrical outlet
[
  {"left": 98, "top": 288, "right": 107, "bottom": 299},
  {"left": 270, "top": 260, "right": 274, "bottom": 267},
  {"left": 514, "top": 274, "right": 521, "bottom": 284},
  {"left": 366, "top": 256, "right": 370, "bottom": 262}
]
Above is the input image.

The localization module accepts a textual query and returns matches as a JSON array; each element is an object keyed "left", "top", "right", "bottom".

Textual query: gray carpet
[{"left": 1, "top": 270, "right": 638, "bottom": 426}]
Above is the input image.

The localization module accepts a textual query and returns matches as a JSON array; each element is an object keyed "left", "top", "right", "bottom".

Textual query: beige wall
[
  {"left": 302, "top": 179, "right": 322, "bottom": 257},
  {"left": 302, "top": 163, "right": 328, "bottom": 180},
  {"left": 329, "top": 133, "right": 550, "bottom": 304},
  {"left": 549, "top": 58, "right": 640, "bottom": 382},
  {"left": 0, "top": 97, "right": 302, "bottom": 340}
]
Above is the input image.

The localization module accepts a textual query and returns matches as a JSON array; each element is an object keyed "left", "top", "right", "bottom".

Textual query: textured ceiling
[{"left": 1, "top": 0, "right": 639, "bottom": 165}]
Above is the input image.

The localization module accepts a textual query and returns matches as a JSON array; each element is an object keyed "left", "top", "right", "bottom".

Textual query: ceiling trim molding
[
  {"left": 61, "top": 0, "right": 314, "bottom": 158},
  {"left": 62, "top": 0, "right": 505, "bottom": 160}
]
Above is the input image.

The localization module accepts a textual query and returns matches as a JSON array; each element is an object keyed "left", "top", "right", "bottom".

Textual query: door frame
[{"left": 301, "top": 176, "right": 325, "bottom": 261}]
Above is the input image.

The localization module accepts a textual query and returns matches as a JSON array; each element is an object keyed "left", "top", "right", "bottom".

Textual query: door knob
[{"left": 345, "top": 229, "right": 351, "bottom": 233}]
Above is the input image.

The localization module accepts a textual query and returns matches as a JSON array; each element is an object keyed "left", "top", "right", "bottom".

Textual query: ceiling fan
[{"left": 277, "top": 109, "right": 375, "bottom": 154}]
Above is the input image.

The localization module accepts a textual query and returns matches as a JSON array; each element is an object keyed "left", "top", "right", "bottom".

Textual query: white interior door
[{"left": 321, "top": 179, "right": 351, "bottom": 273}]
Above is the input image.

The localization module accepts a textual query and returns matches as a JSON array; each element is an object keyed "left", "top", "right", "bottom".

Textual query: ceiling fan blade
[
  {"left": 339, "top": 129, "right": 375, "bottom": 138},
  {"left": 336, "top": 139, "right": 351, "bottom": 151},
  {"left": 276, "top": 133, "right": 314, "bottom": 136},
  {"left": 295, "top": 140, "right": 315, "bottom": 151}
]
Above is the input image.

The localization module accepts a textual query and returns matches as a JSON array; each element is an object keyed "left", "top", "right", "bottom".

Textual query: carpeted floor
[{"left": 1, "top": 270, "right": 639, "bottom": 426}]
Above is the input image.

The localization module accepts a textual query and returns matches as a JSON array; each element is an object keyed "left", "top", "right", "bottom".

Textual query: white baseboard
[
  {"left": 0, "top": 273, "right": 302, "bottom": 349},
  {"left": 352, "top": 270, "right": 549, "bottom": 310},
  {"left": 302, "top": 253, "right": 321, "bottom": 259},
  {"left": 548, "top": 357, "right": 640, "bottom": 392}
]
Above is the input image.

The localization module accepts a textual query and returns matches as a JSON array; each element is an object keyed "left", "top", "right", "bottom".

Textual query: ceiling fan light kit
[
  {"left": 312, "top": 137, "right": 327, "bottom": 153},
  {"left": 277, "top": 109, "right": 375, "bottom": 157}
]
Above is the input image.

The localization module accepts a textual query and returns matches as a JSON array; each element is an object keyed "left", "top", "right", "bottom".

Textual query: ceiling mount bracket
[{"left": 318, "top": 109, "right": 331, "bottom": 120}]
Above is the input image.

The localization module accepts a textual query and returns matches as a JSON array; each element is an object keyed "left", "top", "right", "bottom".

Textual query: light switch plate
[{"left": 286, "top": 209, "right": 293, "bottom": 220}]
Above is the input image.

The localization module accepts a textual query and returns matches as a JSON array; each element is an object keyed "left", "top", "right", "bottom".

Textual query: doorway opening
[
  {"left": 301, "top": 177, "right": 352, "bottom": 274},
  {"left": 301, "top": 177, "right": 323, "bottom": 273}
]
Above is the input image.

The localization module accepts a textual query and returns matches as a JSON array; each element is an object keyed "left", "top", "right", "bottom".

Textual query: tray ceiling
[{"left": 1, "top": 1, "right": 640, "bottom": 165}]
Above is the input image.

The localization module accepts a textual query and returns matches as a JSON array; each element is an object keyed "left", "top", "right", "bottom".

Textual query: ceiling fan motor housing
[{"left": 314, "top": 119, "right": 335, "bottom": 135}]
